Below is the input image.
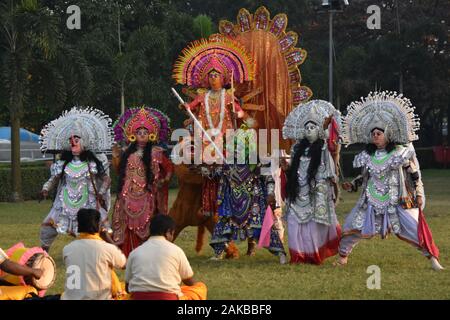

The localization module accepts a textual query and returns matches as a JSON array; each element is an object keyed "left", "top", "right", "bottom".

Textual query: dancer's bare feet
[
  {"left": 209, "top": 252, "right": 224, "bottom": 261},
  {"left": 333, "top": 256, "right": 348, "bottom": 266},
  {"left": 279, "top": 253, "right": 288, "bottom": 265},
  {"left": 430, "top": 257, "right": 445, "bottom": 271},
  {"left": 246, "top": 238, "right": 256, "bottom": 257}
]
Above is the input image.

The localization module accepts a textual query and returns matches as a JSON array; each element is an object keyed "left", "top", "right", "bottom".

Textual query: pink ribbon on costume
[{"left": 258, "top": 206, "right": 274, "bottom": 248}]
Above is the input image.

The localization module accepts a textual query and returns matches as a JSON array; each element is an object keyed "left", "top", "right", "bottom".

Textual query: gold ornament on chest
[{"left": 204, "top": 89, "right": 227, "bottom": 136}]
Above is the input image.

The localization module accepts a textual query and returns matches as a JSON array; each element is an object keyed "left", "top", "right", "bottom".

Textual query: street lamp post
[
  {"left": 328, "top": 9, "right": 333, "bottom": 104},
  {"left": 321, "top": 0, "right": 349, "bottom": 105}
]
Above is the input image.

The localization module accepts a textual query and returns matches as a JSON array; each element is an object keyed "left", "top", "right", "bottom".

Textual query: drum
[{"left": 0, "top": 243, "right": 56, "bottom": 291}]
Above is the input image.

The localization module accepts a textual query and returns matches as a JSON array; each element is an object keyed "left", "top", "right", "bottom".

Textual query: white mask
[{"left": 304, "top": 122, "right": 319, "bottom": 143}]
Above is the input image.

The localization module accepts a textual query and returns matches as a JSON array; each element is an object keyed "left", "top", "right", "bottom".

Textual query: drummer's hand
[
  {"left": 100, "top": 229, "right": 115, "bottom": 245},
  {"left": 342, "top": 182, "right": 353, "bottom": 192},
  {"left": 32, "top": 268, "right": 43, "bottom": 280}
]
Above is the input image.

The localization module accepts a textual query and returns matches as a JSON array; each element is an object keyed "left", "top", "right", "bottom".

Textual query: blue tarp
[{"left": 0, "top": 127, "right": 40, "bottom": 143}]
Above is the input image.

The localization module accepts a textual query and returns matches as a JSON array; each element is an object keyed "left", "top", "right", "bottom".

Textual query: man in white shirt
[
  {"left": 62, "top": 209, "right": 126, "bottom": 300},
  {"left": 125, "top": 214, "right": 206, "bottom": 300}
]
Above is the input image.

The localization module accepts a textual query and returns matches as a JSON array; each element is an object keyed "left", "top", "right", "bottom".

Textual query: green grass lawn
[{"left": 1, "top": 169, "right": 449, "bottom": 299}]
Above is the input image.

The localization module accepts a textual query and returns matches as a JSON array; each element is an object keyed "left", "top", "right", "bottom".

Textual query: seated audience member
[
  {"left": 125, "top": 215, "right": 207, "bottom": 300},
  {"left": 62, "top": 208, "right": 127, "bottom": 300}
]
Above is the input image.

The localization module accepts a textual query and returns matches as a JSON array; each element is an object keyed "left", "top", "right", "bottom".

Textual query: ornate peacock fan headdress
[
  {"left": 282, "top": 100, "right": 342, "bottom": 141},
  {"left": 219, "top": 6, "right": 313, "bottom": 105},
  {"left": 39, "top": 107, "right": 114, "bottom": 153},
  {"left": 342, "top": 91, "right": 420, "bottom": 146},
  {"left": 113, "top": 107, "right": 171, "bottom": 144},
  {"left": 173, "top": 34, "right": 255, "bottom": 88}
]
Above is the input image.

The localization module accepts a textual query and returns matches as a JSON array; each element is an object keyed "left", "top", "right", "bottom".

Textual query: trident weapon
[{"left": 171, "top": 87, "right": 225, "bottom": 161}]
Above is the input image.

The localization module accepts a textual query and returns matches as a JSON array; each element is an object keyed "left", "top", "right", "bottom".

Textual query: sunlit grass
[{"left": 1, "top": 170, "right": 449, "bottom": 299}]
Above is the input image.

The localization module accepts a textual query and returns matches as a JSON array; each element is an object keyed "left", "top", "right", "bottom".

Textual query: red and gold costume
[
  {"left": 112, "top": 107, "right": 173, "bottom": 257},
  {"left": 173, "top": 35, "right": 254, "bottom": 217},
  {"left": 185, "top": 88, "right": 244, "bottom": 138}
]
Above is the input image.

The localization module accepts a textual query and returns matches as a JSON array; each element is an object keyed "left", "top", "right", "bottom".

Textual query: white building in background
[{"left": 0, "top": 127, "right": 52, "bottom": 163}]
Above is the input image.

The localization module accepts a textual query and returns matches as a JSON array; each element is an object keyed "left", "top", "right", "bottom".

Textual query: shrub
[{"left": 0, "top": 164, "right": 49, "bottom": 201}]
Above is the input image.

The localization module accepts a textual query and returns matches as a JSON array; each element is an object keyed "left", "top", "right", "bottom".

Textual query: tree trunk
[
  {"left": 118, "top": 6, "right": 125, "bottom": 115},
  {"left": 10, "top": 113, "right": 22, "bottom": 202},
  {"left": 120, "top": 81, "right": 125, "bottom": 115},
  {"left": 447, "top": 105, "right": 450, "bottom": 146}
]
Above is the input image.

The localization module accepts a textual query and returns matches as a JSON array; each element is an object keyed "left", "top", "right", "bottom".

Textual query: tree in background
[
  {"left": 193, "top": 14, "right": 215, "bottom": 39},
  {"left": 0, "top": 0, "right": 94, "bottom": 201},
  {"left": 0, "top": 0, "right": 448, "bottom": 201},
  {"left": 0, "top": 0, "right": 59, "bottom": 201}
]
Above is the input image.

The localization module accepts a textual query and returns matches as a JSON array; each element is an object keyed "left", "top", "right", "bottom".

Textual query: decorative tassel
[{"left": 195, "top": 225, "right": 206, "bottom": 254}]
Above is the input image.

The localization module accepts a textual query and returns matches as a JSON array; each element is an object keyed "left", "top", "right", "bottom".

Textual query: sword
[
  {"left": 171, "top": 87, "right": 225, "bottom": 161},
  {"left": 231, "top": 70, "right": 237, "bottom": 130}
]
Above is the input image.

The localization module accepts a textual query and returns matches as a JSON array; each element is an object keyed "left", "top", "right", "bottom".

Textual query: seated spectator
[
  {"left": 125, "top": 214, "right": 207, "bottom": 300},
  {"left": 62, "top": 208, "right": 126, "bottom": 300}
]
